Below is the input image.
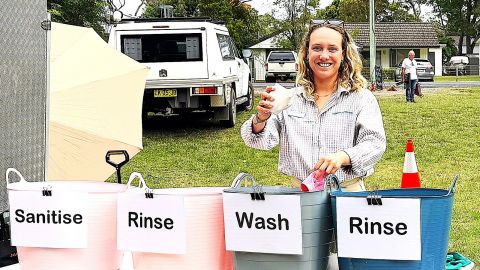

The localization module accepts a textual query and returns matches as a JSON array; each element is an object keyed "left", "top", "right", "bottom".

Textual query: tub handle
[
  {"left": 105, "top": 150, "right": 130, "bottom": 184},
  {"left": 230, "top": 172, "right": 257, "bottom": 188},
  {"left": 126, "top": 172, "right": 148, "bottom": 190},
  {"left": 446, "top": 175, "right": 459, "bottom": 196},
  {"left": 325, "top": 174, "right": 341, "bottom": 193},
  {"left": 230, "top": 173, "right": 265, "bottom": 200},
  {"left": 5, "top": 168, "right": 27, "bottom": 187}
]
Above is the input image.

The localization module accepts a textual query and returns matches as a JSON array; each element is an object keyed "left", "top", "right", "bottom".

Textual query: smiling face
[{"left": 308, "top": 27, "right": 344, "bottom": 84}]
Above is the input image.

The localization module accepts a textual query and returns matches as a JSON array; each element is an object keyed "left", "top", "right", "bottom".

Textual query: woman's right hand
[{"left": 256, "top": 86, "right": 275, "bottom": 121}]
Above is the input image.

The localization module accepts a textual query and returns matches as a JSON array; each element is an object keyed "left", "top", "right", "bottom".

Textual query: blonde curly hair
[{"left": 296, "top": 23, "right": 367, "bottom": 97}]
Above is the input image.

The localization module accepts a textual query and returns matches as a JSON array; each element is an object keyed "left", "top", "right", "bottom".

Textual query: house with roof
[{"left": 249, "top": 22, "right": 443, "bottom": 81}]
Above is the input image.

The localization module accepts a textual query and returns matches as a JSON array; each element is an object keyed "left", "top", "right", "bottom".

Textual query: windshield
[
  {"left": 268, "top": 52, "right": 295, "bottom": 62},
  {"left": 449, "top": 56, "right": 469, "bottom": 64},
  {"left": 415, "top": 59, "right": 429, "bottom": 63},
  {"left": 121, "top": 33, "right": 203, "bottom": 63},
  {"left": 450, "top": 58, "right": 468, "bottom": 64},
  {"left": 414, "top": 59, "right": 431, "bottom": 66}
]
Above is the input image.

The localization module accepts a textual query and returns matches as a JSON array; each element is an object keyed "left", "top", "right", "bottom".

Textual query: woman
[{"left": 240, "top": 20, "right": 386, "bottom": 191}]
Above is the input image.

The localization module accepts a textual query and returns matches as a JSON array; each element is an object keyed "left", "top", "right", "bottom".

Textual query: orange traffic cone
[{"left": 401, "top": 139, "right": 421, "bottom": 188}]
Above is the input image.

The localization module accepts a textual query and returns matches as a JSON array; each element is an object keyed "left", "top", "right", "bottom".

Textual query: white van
[{"left": 108, "top": 18, "right": 254, "bottom": 127}]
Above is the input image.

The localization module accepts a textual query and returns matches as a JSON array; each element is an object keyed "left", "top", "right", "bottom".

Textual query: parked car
[
  {"left": 394, "top": 58, "right": 435, "bottom": 82},
  {"left": 443, "top": 56, "right": 469, "bottom": 76},
  {"left": 108, "top": 18, "right": 254, "bottom": 127},
  {"left": 264, "top": 51, "right": 298, "bottom": 82}
]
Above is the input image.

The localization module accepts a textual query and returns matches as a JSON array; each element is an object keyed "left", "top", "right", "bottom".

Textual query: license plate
[{"left": 154, "top": 89, "right": 177, "bottom": 97}]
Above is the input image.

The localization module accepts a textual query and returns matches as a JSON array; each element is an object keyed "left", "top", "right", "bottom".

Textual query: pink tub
[
  {"left": 127, "top": 174, "right": 233, "bottom": 270},
  {"left": 6, "top": 168, "right": 126, "bottom": 270}
]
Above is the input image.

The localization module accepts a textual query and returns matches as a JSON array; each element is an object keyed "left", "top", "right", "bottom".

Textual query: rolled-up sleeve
[
  {"left": 343, "top": 94, "right": 386, "bottom": 177},
  {"left": 240, "top": 114, "right": 282, "bottom": 150}
]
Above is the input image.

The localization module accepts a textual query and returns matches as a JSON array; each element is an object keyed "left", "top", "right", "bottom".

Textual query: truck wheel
[
  {"left": 240, "top": 82, "right": 254, "bottom": 111},
  {"left": 221, "top": 90, "right": 236, "bottom": 127}
]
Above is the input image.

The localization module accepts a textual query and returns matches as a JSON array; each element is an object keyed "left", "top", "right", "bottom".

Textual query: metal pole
[
  {"left": 369, "top": 0, "right": 376, "bottom": 84},
  {"left": 304, "top": 0, "right": 308, "bottom": 50},
  {"left": 304, "top": 0, "right": 308, "bottom": 25},
  {"left": 45, "top": 12, "right": 51, "bottom": 181}
]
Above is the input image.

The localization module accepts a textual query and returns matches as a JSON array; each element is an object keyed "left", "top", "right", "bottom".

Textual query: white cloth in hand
[{"left": 269, "top": 83, "right": 294, "bottom": 115}]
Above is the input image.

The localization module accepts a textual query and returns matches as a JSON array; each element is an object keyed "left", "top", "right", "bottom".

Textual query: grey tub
[{"left": 224, "top": 173, "right": 338, "bottom": 270}]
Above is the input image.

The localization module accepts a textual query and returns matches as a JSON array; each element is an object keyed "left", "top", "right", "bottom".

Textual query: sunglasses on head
[{"left": 310, "top": 19, "right": 344, "bottom": 28}]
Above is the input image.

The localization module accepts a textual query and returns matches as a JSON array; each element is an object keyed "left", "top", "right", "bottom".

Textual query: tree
[
  {"left": 198, "top": 0, "right": 261, "bottom": 49},
  {"left": 107, "top": 0, "right": 147, "bottom": 18},
  {"left": 143, "top": 0, "right": 261, "bottom": 49},
  {"left": 397, "top": 0, "right": 428, "bottom": 20},
  {"left": 274, "top": 0, "right": 304, "bottom": 51},
  {"left": 316, "top": 0, "right": 341, "bottom": 19},
  {"left": 438, "top": 35, "right": 457, "bottom": 63},
  {"left": 144, "top": 0, "right": 198, "bottom": 17},
  {"left": 270, "top": 0, "right": 319, "bottom": 51},
  {"left": 257, "top": 14, "right": 281, "bottom": 40},
  {"left": 429, "top": 0, "right": 480, "bottom": 54},
  {"left": 48, "top": 0, "right": 109, "bottom": 39},
  {"left": 316, "top": 0, "right": 417, "bottom": 22}
]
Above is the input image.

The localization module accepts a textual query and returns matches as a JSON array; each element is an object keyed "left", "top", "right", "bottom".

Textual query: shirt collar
[{"left": 299, "top": 84, "right": 351, "bottom": 101}]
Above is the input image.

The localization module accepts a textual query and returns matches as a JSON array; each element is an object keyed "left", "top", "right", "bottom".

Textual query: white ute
[
  {"left": 108, "top": 18, "right": 254, "bottom": 127},
  {"left": 264, "top": 51, "right": 298, "bottom": 83}
]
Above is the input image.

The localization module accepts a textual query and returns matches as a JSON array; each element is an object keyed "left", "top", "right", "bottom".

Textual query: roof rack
[{"left": 121, "top": 17, "right": 226, "bottom": 26}]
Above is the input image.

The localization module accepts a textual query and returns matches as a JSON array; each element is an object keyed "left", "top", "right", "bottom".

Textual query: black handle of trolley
[{"left": 105, "top": 150, "right": 130, "bottom": 184}]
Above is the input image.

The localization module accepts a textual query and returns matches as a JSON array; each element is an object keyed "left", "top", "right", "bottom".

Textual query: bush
[
  {"left": 382, "top": 67, "right": 395, "bottom": 81},
  {"left": 361, "top": 66, "right": 396, "bottom": 81}
]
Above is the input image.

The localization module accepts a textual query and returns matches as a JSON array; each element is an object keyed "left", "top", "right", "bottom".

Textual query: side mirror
[{"left": 242, "top": 49, "right": 252, "bottom": 58}]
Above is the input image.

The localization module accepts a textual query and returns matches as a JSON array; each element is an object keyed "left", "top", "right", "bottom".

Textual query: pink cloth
[{"left": 301, "top": 170, "right": 327, "bottom": 192}]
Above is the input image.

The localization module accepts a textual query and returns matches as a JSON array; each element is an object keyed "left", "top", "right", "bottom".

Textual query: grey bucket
[{"left": 223, "top": 173, "right": 339, "bottom": 270}]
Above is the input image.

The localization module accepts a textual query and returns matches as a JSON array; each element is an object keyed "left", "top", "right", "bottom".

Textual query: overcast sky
[
  {"left": 248, "top": 0, "right": 274, "bottom": 15},
  {"left": 249, "top": 0, "right": 333, "bottom": 15}
]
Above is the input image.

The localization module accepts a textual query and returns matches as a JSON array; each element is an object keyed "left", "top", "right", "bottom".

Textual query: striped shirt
[{"left": 241, "top": 85, "right": 386, "bottom": 182}]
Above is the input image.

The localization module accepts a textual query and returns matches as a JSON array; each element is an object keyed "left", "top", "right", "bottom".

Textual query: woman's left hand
[{"left": 314, "top": 151, "right": 351, "bottom": 175}]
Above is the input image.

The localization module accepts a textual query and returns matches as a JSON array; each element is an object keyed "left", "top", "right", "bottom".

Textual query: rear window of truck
[
  {"left": 120, "top": 33, "right": 203, "bottom": 63},
  {"left": 268, "top": 52, "right": 295, "bottom": 62}
]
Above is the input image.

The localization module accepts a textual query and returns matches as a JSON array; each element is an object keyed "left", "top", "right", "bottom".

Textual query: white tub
[{"left": 6, "top": 168, "right": 126, "bottom": 270}]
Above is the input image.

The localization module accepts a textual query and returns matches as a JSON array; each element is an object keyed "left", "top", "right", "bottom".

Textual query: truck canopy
[
  {"left": 108, "top": 20, "right": 229, "bottom": 81},
  {"left": 449, "top": 56, "right": 469, "bottom": 65}
]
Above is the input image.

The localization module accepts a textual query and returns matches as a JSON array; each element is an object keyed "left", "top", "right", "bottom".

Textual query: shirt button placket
[{"left": 315, "top": 112, "right": 322, "bottom": 157}]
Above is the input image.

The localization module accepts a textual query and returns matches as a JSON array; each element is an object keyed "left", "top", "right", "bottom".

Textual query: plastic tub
[
  {"left": 6, "top": 168, "right": 126, "bottom": 270},
  {"left": 223, "top": 173, "right": 338, "bottom": 270},
  {"left": 330, "top": 176, "right": 457, "bottom": 270},
  {"left": 126, "top": 173, "right": 233, "bottom": 270}
]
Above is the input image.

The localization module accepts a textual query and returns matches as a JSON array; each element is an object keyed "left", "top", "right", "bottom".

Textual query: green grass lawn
[
  {"left": 434, "top": 75, "right": 480, "bottom": 82},
  {"left": 113, "top": 87, "right": 480, "bottom": 264},
  {"left": 383, "top": 75, "right": 480, "bottom": 82}
]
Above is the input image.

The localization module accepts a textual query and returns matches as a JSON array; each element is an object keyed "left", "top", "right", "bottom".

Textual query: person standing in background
[{"left": 402, "top": 51, "right": 418, "bottom": 102}]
